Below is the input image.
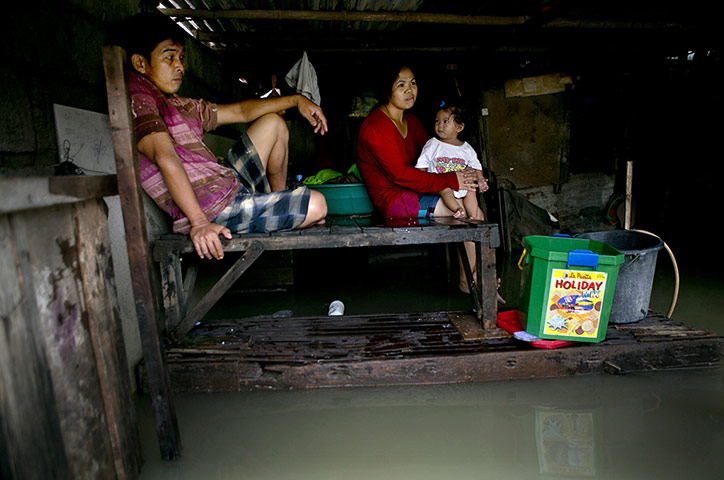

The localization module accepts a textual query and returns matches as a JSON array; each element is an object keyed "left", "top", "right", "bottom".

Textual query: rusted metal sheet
[{"left": 138, "top": 313, "right": 724, "bottom": 393}]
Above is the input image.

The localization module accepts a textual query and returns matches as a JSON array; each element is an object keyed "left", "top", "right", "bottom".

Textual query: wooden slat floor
[{"left": 140, "top": 312, "right": 724, "bottom": 392}]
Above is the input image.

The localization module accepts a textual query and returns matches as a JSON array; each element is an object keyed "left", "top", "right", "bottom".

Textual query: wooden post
[
  {"left": 625, "top": 161, "right": 633, "bottom": 230},
  {"left": 102, "top": 45, "right": 181, "bottom": 460}
]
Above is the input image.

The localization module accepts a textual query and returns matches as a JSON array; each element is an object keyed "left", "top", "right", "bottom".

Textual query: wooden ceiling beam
[
  {"left": 161, "top": 8, "right": 690, "bottom": 30},
  {"left": 161, "top": 9, "right": 528, "bottom": 26}
]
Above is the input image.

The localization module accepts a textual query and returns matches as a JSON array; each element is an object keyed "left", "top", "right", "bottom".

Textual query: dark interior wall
[
  {"left": 2, "top": 3, "right": 721, "bottom": 263},
  {"left": 0, "top": 1, "right": 234, "bottom": 176},
  {"left": 1, "top": 2, "right": 117, "bottom": 174}
]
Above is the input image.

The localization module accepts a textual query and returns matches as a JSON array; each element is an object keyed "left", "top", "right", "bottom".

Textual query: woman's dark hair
[
  {"left": 116, "top": 12, "right": 188, "bottom": 61},
  {"left": 375, "top": 63, "right": 416, "bottom": 103}
]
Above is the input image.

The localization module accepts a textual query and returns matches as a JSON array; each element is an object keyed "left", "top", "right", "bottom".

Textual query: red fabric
[
  {"left": 387, "top": 190, "right": 422, "bottom": 218},
  {"left": 356, "top": 109, "right": 460, "bottom": 217},
  {"left": 497, "top": 310, "right": 575, "bottom": 349}
]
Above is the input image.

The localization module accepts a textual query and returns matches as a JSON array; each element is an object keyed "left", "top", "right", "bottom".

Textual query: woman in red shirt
[
  {"left": 356, "top": 65, "right": 491, "bottom": 294},
  {"left": 357, "top": 66, "right": 481, "bottom": 220}
]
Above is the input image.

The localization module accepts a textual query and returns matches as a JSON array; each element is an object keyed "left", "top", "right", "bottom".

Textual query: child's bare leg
[
  {"left": 439, "top": 188, "right": 465, "bottom": 218},
  {"left": 462, "top": 193, "right": 484, "bottom": 221}
]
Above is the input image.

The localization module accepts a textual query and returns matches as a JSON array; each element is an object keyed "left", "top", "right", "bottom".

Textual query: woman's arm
[
  {"left": 216, "top": 94, "right": 328, "bottom": 134},
  {"left": 138, "top": 131, "right": 231, "bottom": 260},
  {"left": 364, "top": 124, "right": 462, "bottom": 193}
]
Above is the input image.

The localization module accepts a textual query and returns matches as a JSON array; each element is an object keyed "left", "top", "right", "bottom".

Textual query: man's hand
[
  {"left": 190, "top": 221, "right": 232, "bottom": 260},
  {"left": 296, "top": 95, "right": 328, "bottom": 135}
]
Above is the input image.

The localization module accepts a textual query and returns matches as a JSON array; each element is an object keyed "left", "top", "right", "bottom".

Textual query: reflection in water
[
  {"left": 536, "top": 409, "right": 597, "bottom": 477},
  {"left": 137, "top": 253, "right": 724, "bottom": 479},
  {"left": 137, "top": 370, "right": 724, "bottom": 479}
]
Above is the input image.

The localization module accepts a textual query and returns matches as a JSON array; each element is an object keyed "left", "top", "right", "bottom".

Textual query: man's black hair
[{"left": 116, "top": 12, "right": 188, "bottom": 61}]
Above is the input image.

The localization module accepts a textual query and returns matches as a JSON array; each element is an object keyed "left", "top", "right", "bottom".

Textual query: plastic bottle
[
  {"left": 291, "top": 174, "right": 304, "bottom": 189},
  {"left": 328, "top": 300, "right": 344, "bottom": 316}
]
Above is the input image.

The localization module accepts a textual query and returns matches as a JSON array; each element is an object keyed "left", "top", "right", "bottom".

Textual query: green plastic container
[
  {"left": 308, "top": 183, "right": 373, "bottom": 215},
  {"left": 518, "top": 235, "right": 624, "bottom": 343}
]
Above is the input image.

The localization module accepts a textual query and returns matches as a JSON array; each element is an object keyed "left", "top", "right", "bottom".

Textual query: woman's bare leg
[{"left": 434, "top": 200, "right": 476, "bottom": 291}]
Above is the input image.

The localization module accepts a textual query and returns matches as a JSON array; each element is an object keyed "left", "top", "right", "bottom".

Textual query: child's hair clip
[{"left": 439, "top": 100, "right": 446, "bottom": 107}]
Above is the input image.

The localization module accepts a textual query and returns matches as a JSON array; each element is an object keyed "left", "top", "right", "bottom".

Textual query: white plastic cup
[{"left": 328, "top": 300, "right": 345, "bottom": 316}]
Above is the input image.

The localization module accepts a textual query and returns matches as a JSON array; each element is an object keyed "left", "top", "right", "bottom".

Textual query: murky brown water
[{"left": 137, "top": 248, "right": 724, "bottom": 479}]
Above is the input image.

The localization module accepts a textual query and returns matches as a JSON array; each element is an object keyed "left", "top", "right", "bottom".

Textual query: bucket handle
[
  {"left": 618, "top": 253, "right": 641, "bottom": 273},
  {"left": 517, "top": 249, "right": 528, "bottom": 271}
]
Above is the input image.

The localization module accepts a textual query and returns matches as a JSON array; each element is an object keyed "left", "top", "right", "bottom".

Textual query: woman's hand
[
  {"left": 190, "top": 221, "right": 232, "bottom": 260},
  {"left": 455, "top": 168, "right": 480, "bottom": 191},
  {"left": 296, "top": 95, "right": 328, "bottom": 135}
]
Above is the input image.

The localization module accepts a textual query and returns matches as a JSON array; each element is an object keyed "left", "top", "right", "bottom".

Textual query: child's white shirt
[{"left": 415, "top": 138, "right": 482, "bottom": 198}]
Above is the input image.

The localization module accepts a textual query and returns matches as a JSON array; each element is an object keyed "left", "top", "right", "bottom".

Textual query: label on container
[{"left": 544, "top": 269, "right": 608, "bottom": 338}]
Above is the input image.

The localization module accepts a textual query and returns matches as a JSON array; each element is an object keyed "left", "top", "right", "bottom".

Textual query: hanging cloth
[{"left": 285, "top": 51, "right": 321, "bottom": 105}]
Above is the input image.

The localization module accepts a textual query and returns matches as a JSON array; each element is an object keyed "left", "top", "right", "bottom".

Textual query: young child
[{"left": 415, "top": 103, "right": 487, "bottom": 220}]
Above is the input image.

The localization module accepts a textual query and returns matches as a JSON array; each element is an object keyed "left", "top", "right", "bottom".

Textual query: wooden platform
[{"left": 139, "top": 312, "right": 724, "bottom": 392}]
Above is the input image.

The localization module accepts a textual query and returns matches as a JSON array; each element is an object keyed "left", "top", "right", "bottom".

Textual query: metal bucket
[{"left": 575, "top": 230, "right": 664, "bottom": 323}]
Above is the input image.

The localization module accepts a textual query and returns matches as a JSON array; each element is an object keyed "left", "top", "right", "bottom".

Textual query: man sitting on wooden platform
[{"left": 119, "top": 13, "right": 328, "bottom": 261}]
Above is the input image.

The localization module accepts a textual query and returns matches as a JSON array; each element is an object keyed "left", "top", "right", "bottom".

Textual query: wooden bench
[{"left": 154, "top": 216, "right": 501, "bottom": 343}]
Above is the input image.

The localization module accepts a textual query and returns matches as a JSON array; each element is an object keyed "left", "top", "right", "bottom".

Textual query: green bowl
[{"left": 307, "top": 183, "right": 373, "bottom": 215}]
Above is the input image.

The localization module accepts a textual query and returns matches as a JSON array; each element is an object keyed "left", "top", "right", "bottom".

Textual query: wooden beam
[
  {"left": 160, "top": 8, "right": 689, "bottom": 30},
  {"left": 169, "top": 241, "right": 266, "bottom": 343},
  {"left": 161, "top": 8, "right": 528, "bottom": 26},
  {"left": 102, "top": 45, "right": 182, "bottom": 461},
  {"left": 0, "top": 176, "right": 117, "bottom": 215}
]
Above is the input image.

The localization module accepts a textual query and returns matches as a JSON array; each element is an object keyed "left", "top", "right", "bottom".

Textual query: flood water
[{"left": 136, "top": 245, "right": 724, "bottom": 479}]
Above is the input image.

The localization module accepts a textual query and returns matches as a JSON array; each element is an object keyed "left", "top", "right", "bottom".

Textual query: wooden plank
[
  {"left": 0, "top": 176, "right": 116, "bottom": 215},
  {"left": 73, "top": 200, "right": 142, "bottom": 479},
  {"left": 170, "top": 241, "right": 266, "bottom": 342},
  {"left": 48, "top": 174, "right": 118, "bottom": 198},
  {"left": 448, "top": 313, "right": 510, "bottom": 340},
  {"left": 0, "top": 215, "right": 70, "bottom": 478},
  {"left": 12, "top": 204, "right": 117, "bottom": 477},
  {"left": 153, "top": 223, "right": 501, "bottom": 258},
  {"left": 102, "top": 45, "right": 181, "bottom": 461},
  {"left": 135, "top": 313, "right": 724, "bottom": 392}
]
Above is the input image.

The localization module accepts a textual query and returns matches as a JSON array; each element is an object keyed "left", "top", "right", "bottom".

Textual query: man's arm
[
  {"left": 216, "top": 94, "right": 328, "bottom": 134},
  {"left": 137, "top": 131, "right": 231, "bottom": 260}
]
